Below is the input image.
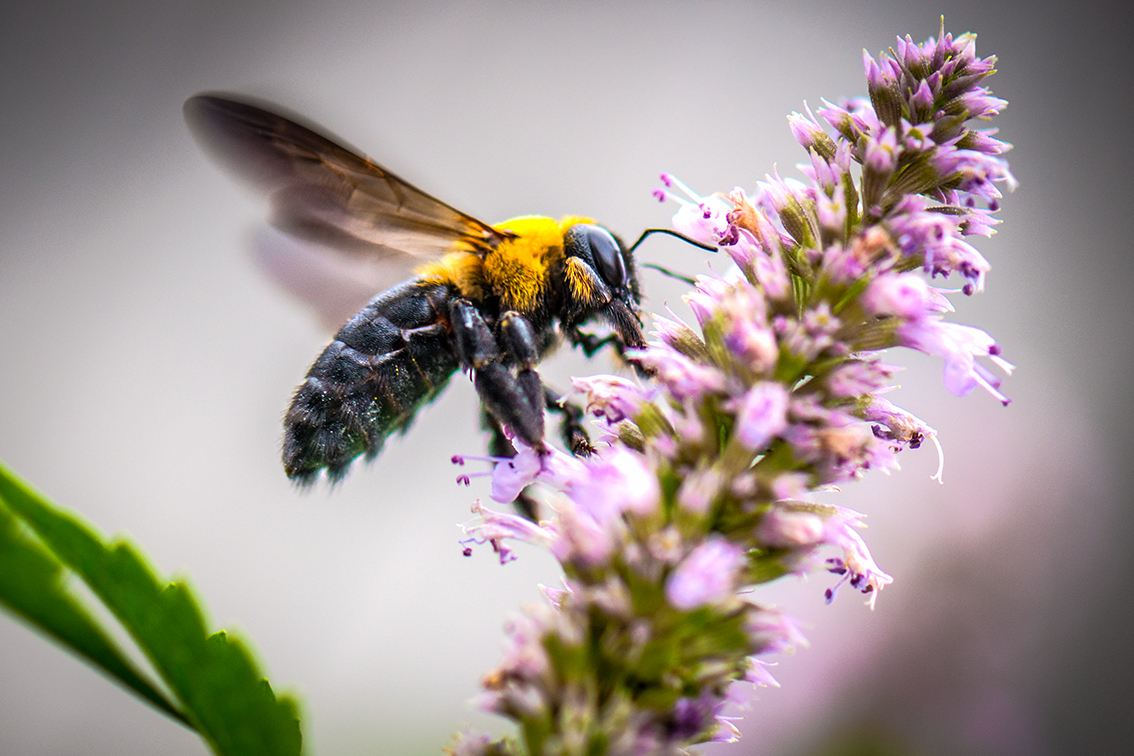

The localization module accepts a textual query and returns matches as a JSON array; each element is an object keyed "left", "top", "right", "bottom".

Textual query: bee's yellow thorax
[{"left": 416, "top": 214, "right": 595, "bottom": 313}]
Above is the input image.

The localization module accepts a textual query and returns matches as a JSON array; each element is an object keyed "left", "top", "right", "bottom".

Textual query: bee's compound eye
[{"left": 584, "top": 226, "right": 627, "bottom": 288}]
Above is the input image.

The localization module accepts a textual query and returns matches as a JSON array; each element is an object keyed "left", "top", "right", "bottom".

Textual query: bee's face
[{"left": 563, "top": 224, "right": 643, "bottom": 347}]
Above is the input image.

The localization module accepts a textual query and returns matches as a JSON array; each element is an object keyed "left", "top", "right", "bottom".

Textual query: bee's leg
[
  {"left": 568, "top": 325, "right": 653, "bottom": 379},
  {"left": 498, "top": 311, "right": 545, "bottom": 421},
  {"left": 568, "top": 327, "right": 625, "bottom": 359},
  {"left": 450, "top": 299, "right": 544, "bottom": 448},
  {"left": 481, "top": 408, "right": 540, "bottom": 521},
  {"left": 544, "top": 386, "right": 595, "bottom": 457}
]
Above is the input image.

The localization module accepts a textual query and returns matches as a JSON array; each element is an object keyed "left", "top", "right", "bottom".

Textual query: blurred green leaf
[
  {"left": 0, "top": 500, "right": 188, "bottom": 725},
  {"left": 0, "top": 461, "right": 303, "bottom": 755}
]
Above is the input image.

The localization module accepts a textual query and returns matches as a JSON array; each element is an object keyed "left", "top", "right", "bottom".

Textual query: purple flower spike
[{"left": 457, "top": 23, "right": 1014, "bottom": 752}]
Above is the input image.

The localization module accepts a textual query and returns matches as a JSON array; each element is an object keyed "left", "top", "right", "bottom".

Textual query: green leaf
[
  {"left": 0, "top": 461, "right": 303, "bottom": 756},
  {"left": 0, "top": 501, "right": 188, "bottom": 725}
]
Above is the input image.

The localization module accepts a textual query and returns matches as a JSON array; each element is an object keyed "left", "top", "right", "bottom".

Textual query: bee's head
[{"left": 562, "top": 223, "right": 644, "bottom": 348}]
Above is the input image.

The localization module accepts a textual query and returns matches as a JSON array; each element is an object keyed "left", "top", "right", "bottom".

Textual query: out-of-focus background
[{"left": 1, "top": 1, "right": 1129, "bottom": 753}]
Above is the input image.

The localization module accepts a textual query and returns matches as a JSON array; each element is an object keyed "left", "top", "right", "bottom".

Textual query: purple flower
[
  {"left": 815, "top": 184, "right": 848, "bottom": 235},
  {"left": 538, "top": 581, "right": 570, "bottom": 610},
  {"left": 932, "top": 148, "right": 1016, "bottom": 200},
  {"left": 864, "top": 125, "right": 898, "bottom": 175},
  {"left": 755, "top": 506, "right": 825, "bottom": 548},
  {"left": 571, "top": 375, "right": 647, "bottom": 424},
  {"left": 883, "top": 195, "right": 992, "bottom": 291},
  {"left": 862, "top": 272, "right": 949, "bottom": 319},
  {"left": 460, "top": 499, "right": 554, "bottom": 564},
  {"left": 826, "top": 359, "right": 898, "bottom": 399},
  {"left": 821, "top": 507, "right": 893, "bottom": 608},
  {"left": 909, "top": 79, "right": 935, "bottom": 117},
  {"left": 898, "top": 317, "right": 1014, "bottom": 404},
  {"left": 488, "top": 447, "right": 543, "bottom": 503},
  {"left": 672, "top": 200, "right": 731, "bottom": 246},
  {"left": 863, "top": 48, "right": 896, "bottom": 96},
  {"left": 684, "top": 274, "right": 735, "bottom": 325},
  {"left": 787, "top": 110, "right": 832, "bottom": 154},
  {"left": 677, "top": 466, "right": 724, "bottom": 515},
  {"left": 724, "top": 315, "right": 778, "bottom": 375},
  {"left": 744, "top": 606, "right": 808, "bottom": 655},
  {"left": 732, "top": 382, "right": 790, "bottom": 451},
  {"left": 666, "top": 537, "right": 747, "bottom": 610},
  {"left": 751, "top": 245, "right": 791, "bottom": 300},
  {"left": 632, "top": 345, "right": 725, "bottom": 401},
  {"left": 959, "top": 87, "right": 1008, "bottom": 120},
  {"left": 566, "top": 445, "right": 660, "bottom": 518},
  {"left": 722, "top": 229, "right": 761, "bottom": 270},
  {"left": 498, "top": 610, "right": 551, "bottom": 680},
  {"left": 864, "top": 396, "right": 935, "bottom": 449},
  {"left": 865, "top": 396, "right": 944, "bottom": 482},
  {"left": 745, "top": 658, "right": 781, "bottom": 689},
  {"left": 656, "top": 172, "right": 738, "bottom": 247},
  {"left": 776, "top": 303, "right": 842, "bottom": 360},
  {"left": 803, "top": 140, "right": 853, "bottom": 193}
]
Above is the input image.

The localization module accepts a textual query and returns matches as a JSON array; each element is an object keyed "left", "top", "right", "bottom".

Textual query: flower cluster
[{"left": 451, "top": 24, "right": 1013, "bottom": 754}]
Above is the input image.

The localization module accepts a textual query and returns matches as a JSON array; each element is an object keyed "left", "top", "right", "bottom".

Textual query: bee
[{"left": 185, "top": 94, "right": 702, "bottom": 485}]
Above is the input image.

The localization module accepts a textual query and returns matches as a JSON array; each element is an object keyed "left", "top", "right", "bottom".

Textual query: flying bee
[{"left": 185, "top": 94, "right": 704, "bottom": 485}]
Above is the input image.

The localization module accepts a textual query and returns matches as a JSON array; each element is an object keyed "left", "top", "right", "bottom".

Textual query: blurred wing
[
  {"left": 251, "top": 227, "right": 416, "bottom": 330},
  {"left": 183, "top": 93, "right": 513, "bottom": 260}
]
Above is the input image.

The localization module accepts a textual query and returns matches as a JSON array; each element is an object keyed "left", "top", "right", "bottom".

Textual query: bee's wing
[
  {"left": 184, "top": 93, "right": 513, "bottom": 260},
  {"left": 251, "top": 227, "right": 417, "bottom": 330}
]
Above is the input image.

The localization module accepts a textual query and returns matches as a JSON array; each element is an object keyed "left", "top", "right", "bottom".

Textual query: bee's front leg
[
  {"left": 544, "top": 386, "right": 595, "bottom": 457},
  {"left": 450, "top": 299, "right": 545, "bottom": 448},
  {"left": 568, "top": 327, "right": 625, "bottom": 359}
]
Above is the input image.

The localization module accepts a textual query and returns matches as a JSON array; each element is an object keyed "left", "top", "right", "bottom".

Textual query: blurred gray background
[{"left": 1, "top": 1, "right": 1130, "bottom": 753}]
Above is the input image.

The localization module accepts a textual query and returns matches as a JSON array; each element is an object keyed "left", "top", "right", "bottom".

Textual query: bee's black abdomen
[{"left": 283, "top": 280, "right": 458, "bottom": 484}]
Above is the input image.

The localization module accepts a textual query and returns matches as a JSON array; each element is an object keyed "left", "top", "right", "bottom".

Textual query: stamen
[
  {"left": 825, "top": 570, "right": 852, "bottom": 604},
  {"left": 930, "top": 434, "right": 945, "bottom": 484},
  {"left": 973, "top": 367, "right": 1011, "bottom": 405},
  {"left": 988, "top": 353, "right": 1015, "bottom": 375},
  {"left": 654, "top": 186, "right": 694, "bottom": 208},
  {"left": 660, "top": 172, "right": 705, "bottom": 203},
  {"left": 452, "top": 453, "right": 511, "bottom": 465},
  {"left": 455, "top": 470, "right": 494, "bottom": 486}
]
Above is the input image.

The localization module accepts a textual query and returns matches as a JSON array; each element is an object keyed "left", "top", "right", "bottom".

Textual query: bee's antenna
[
  {"left": 641, "top": 263, "right": 696, "bottom": 285},
  {"left": 628, "top": 228, "right": 718, "bottom": 256}
]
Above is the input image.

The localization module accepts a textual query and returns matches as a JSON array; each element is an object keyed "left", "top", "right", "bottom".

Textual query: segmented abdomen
[{"left": 283, "top": 280, "right": 458, "bottom": 483}]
